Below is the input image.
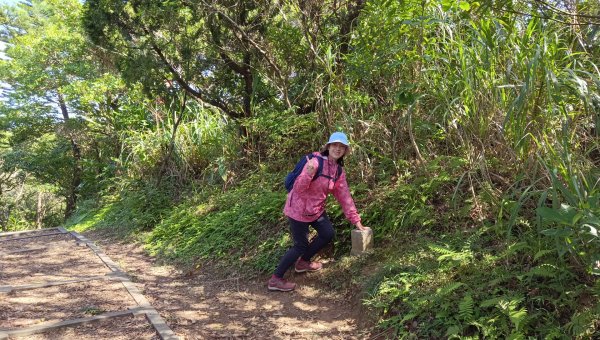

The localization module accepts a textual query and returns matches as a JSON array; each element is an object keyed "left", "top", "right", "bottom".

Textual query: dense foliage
[{"left": 1, "top": 0, "right": 599, "bottom": 337}]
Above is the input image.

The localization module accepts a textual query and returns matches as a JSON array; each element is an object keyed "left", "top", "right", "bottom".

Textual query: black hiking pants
[{"left": 273, "top": 213, "right": 334, "bottom": 278}]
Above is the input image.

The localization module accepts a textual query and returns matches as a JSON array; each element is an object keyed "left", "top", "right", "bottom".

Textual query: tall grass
[
  {"left": 340, "top": 0, "right": 598, "bottom": 171},
  {"left": 119, "top": 102, "right": 238, "bottom": 187}
]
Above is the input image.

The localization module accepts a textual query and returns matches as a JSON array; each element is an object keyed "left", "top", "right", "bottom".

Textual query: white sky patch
[
  {"left": 0, "top": 41, "right": 10, "bottom": 61},
  {"left": 0, "top": 41, "right": 12, "bottom": 101},
  {"left": 0, "top": 0, "right": 22, "bottom": 6}
]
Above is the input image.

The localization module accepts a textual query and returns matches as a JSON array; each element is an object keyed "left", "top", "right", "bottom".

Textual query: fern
[
  {"left": 400, "top": 312, "right": 418, "bottom": 323},
  {"left": 429, "top": 244, "right": 474, "bottom": 264},
  {"left": 566, "top": 308, "right": 598, "bottom": 338},
  {"left": 459, "top": 294, "right": 475, "bottom": 322},
  {"left": 525, "top": 263, "right": 559, "bottom": 278},
  {"left": 429, "top": 243, "right": 456, "bottom": 255},
  {"left": 507, "top": 331, "right": 526, "bottom": 340},
  {"left": 480, "top": 296, "right": 503, "bottom": 308},
  {"left": 445, "top": 325, "right": 461, "bottom": 337},
  {"left": 497, "top": 298, "right": 528, "bottom": 332},
  {"left": 509, "top": 307, "right": 528, "bottom": 332},
  {"left": 593, "top": 279, "right": 600, "bottom": 295},
  {"left": 533, "top": 249, "right": 554, "bottom": 261},
  {"left": 505, "top": 241, "right": 530, "bottom": 256},
  {"left": 436, "top": 282, "right": 465, "bottom": 296}
]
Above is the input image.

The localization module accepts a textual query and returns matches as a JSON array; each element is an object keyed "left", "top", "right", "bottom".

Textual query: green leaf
[
  {"left": 537, "top": 205, "right": 577, "bottom": 226},
  {"left": 540, "top": 227, "right": 574, "bottom": 239},
  {"left": 459, "top": 1, "right": 471, "bottom": 11},
  {"left": 480, "top": 297, "right": 503, "bottom": 308},
  {"left": 526, "top": 264, "right": 559, "bottom": 278},
  {"left": 441, "top": 0, "right": 453, "bottom": 11},
  {"left": 436, "top": 282, "right": 465, "bottom": 296}
]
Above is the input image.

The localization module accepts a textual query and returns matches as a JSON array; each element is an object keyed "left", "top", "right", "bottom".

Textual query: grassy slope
[{"left": 65, "top": 158, "right": 599, "bottom": 339}]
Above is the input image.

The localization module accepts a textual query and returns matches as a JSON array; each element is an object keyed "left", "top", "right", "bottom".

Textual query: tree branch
[
  {"left": 491, "top": 4, "right": 600, "bottom": 26},
  {"left": 202, "top": 1, "right": 284, "bottom": 81},
  {"left": 141, "top": 26, "right": 242, "bottom": 118},
  {"left": 534, "top": 0, "right": 600, "bottom": 20}
]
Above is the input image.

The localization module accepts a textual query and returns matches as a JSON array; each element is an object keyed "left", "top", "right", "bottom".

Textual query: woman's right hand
[{"left": 305, "top": 158, "right": 317, "bottom": 176}]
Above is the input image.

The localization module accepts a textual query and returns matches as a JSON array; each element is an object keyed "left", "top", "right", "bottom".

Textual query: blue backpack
[{"left": 284, "top": 154, "right": 342, "bottom": 192}]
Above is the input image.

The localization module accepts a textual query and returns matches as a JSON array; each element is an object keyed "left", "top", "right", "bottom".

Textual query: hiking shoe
[
  {"left": 295, "top": 258, "right": 323, "bottom": 273},
  {"left": 268, "top": 275, "right": 296, "bottom": 292}
]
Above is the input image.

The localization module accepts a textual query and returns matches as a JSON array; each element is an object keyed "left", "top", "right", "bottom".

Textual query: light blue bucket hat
[
  {"left": 325, "top": 131, "right": 351, "bottom": 155},
  {"left": 327, "top": 132, "right": 350, "bottom": 146}
]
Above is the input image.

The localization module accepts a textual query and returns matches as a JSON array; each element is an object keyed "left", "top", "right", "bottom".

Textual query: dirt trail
[
  {"left": 0, "top": 229, "right": 168, "bottom": 339},
  {"left": 83, "top": 230, "right": 374, "bottom": 339}
]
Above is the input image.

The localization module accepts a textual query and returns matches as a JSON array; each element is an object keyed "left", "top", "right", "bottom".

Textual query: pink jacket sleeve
[{"left": 332, "top": 170, "right": 361, "bottom": 225}]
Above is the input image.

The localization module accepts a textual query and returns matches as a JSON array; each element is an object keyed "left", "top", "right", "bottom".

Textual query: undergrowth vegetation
[{"left": 146, "top": 173, "right": 288, "bottom": 272}]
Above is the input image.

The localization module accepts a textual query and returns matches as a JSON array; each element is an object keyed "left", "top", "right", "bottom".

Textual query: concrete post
[{"left": 351, "top": 227, "right": 373, "bottom": 255}]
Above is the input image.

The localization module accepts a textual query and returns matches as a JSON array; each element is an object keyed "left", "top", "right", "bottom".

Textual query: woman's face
[{"left": 328, "top": 142, "right": 347, "bottom": 161}]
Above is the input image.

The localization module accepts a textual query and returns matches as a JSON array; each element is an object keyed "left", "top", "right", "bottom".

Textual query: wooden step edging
[{"left": 59, "top": 228, "right": 125, "bottom": 274}]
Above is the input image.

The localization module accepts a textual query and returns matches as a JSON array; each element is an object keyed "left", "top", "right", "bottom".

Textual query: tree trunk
[
  {"left": 36, "top": 191, "right": 44, "bottom": 229},
  {"left": 58, "top": 92, "right": 82, "bottom": 219},
  {"left": 15, "top": 176, "right": 26, "bottom": 202},
  {"left": 0, "top": 207, "right": 9, "bottom": 232},
  {"left": 0, "top": 186, "right": 4, "bottom": 231},
  {"left": 156, "top": 93, "right": 187, "bottom": 187},
  {"left": 242, "top": 53, "right": 253, "bottom": 118},
  {"left": 407, "top": 104, "right": 424, "bottom": 164}
]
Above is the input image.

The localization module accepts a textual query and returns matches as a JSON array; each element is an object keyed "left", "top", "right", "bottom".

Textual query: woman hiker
[{"left": 268, "top": 132, "right": 368, "bottom": 292}]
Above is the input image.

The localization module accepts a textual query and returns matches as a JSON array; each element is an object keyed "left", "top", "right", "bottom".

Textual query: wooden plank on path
[
  {"left": 0, "top": 228, "right": 60, "bottom": 237},
  {"left": 118, "top": 280, "right": 179, "bottom": 339},
  {"left": 0, "top": 246, "right": 47, "bottom": 256},
  {"left": 0, "top": 306, "right": 152, "bottom": 339},
  {"left": 0, "top": 272, "right": 128, "bottom": 293},
  {"left": 0, "top": 231, "right": 67, "bottom": 243}
]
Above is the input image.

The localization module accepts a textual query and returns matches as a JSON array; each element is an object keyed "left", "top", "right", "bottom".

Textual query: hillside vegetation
[{"left": 1, "top": 0, "right": 599, "bottom": 338}]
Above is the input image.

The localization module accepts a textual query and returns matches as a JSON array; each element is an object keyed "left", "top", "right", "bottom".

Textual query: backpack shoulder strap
[
  {"left": 316, "top": 155, "right": 324, "bottom": 175},
  {"left": 336, "top": 164, "right": 342, "bottom": 180},
  {"left": 309, "top": 154, "right": 324, "bottom": 180}
]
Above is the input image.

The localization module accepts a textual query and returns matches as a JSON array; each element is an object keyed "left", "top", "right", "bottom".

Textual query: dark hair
[{"left": 320, "top": 148, "right": 345, "bottom": 167}]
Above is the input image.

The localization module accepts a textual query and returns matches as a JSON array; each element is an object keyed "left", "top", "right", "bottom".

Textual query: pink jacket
[{"left": 283, "top": 152, "right": 361, "bottom": 224}]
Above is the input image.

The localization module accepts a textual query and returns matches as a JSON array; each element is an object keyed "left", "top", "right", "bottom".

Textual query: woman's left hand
[{"left": 355, "top": 221, "right": 368, "bottom": 231}]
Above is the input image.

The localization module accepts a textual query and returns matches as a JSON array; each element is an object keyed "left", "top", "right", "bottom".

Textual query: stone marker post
[{"left": 351, "top": 227, "right": 373, "bottom": 255}]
